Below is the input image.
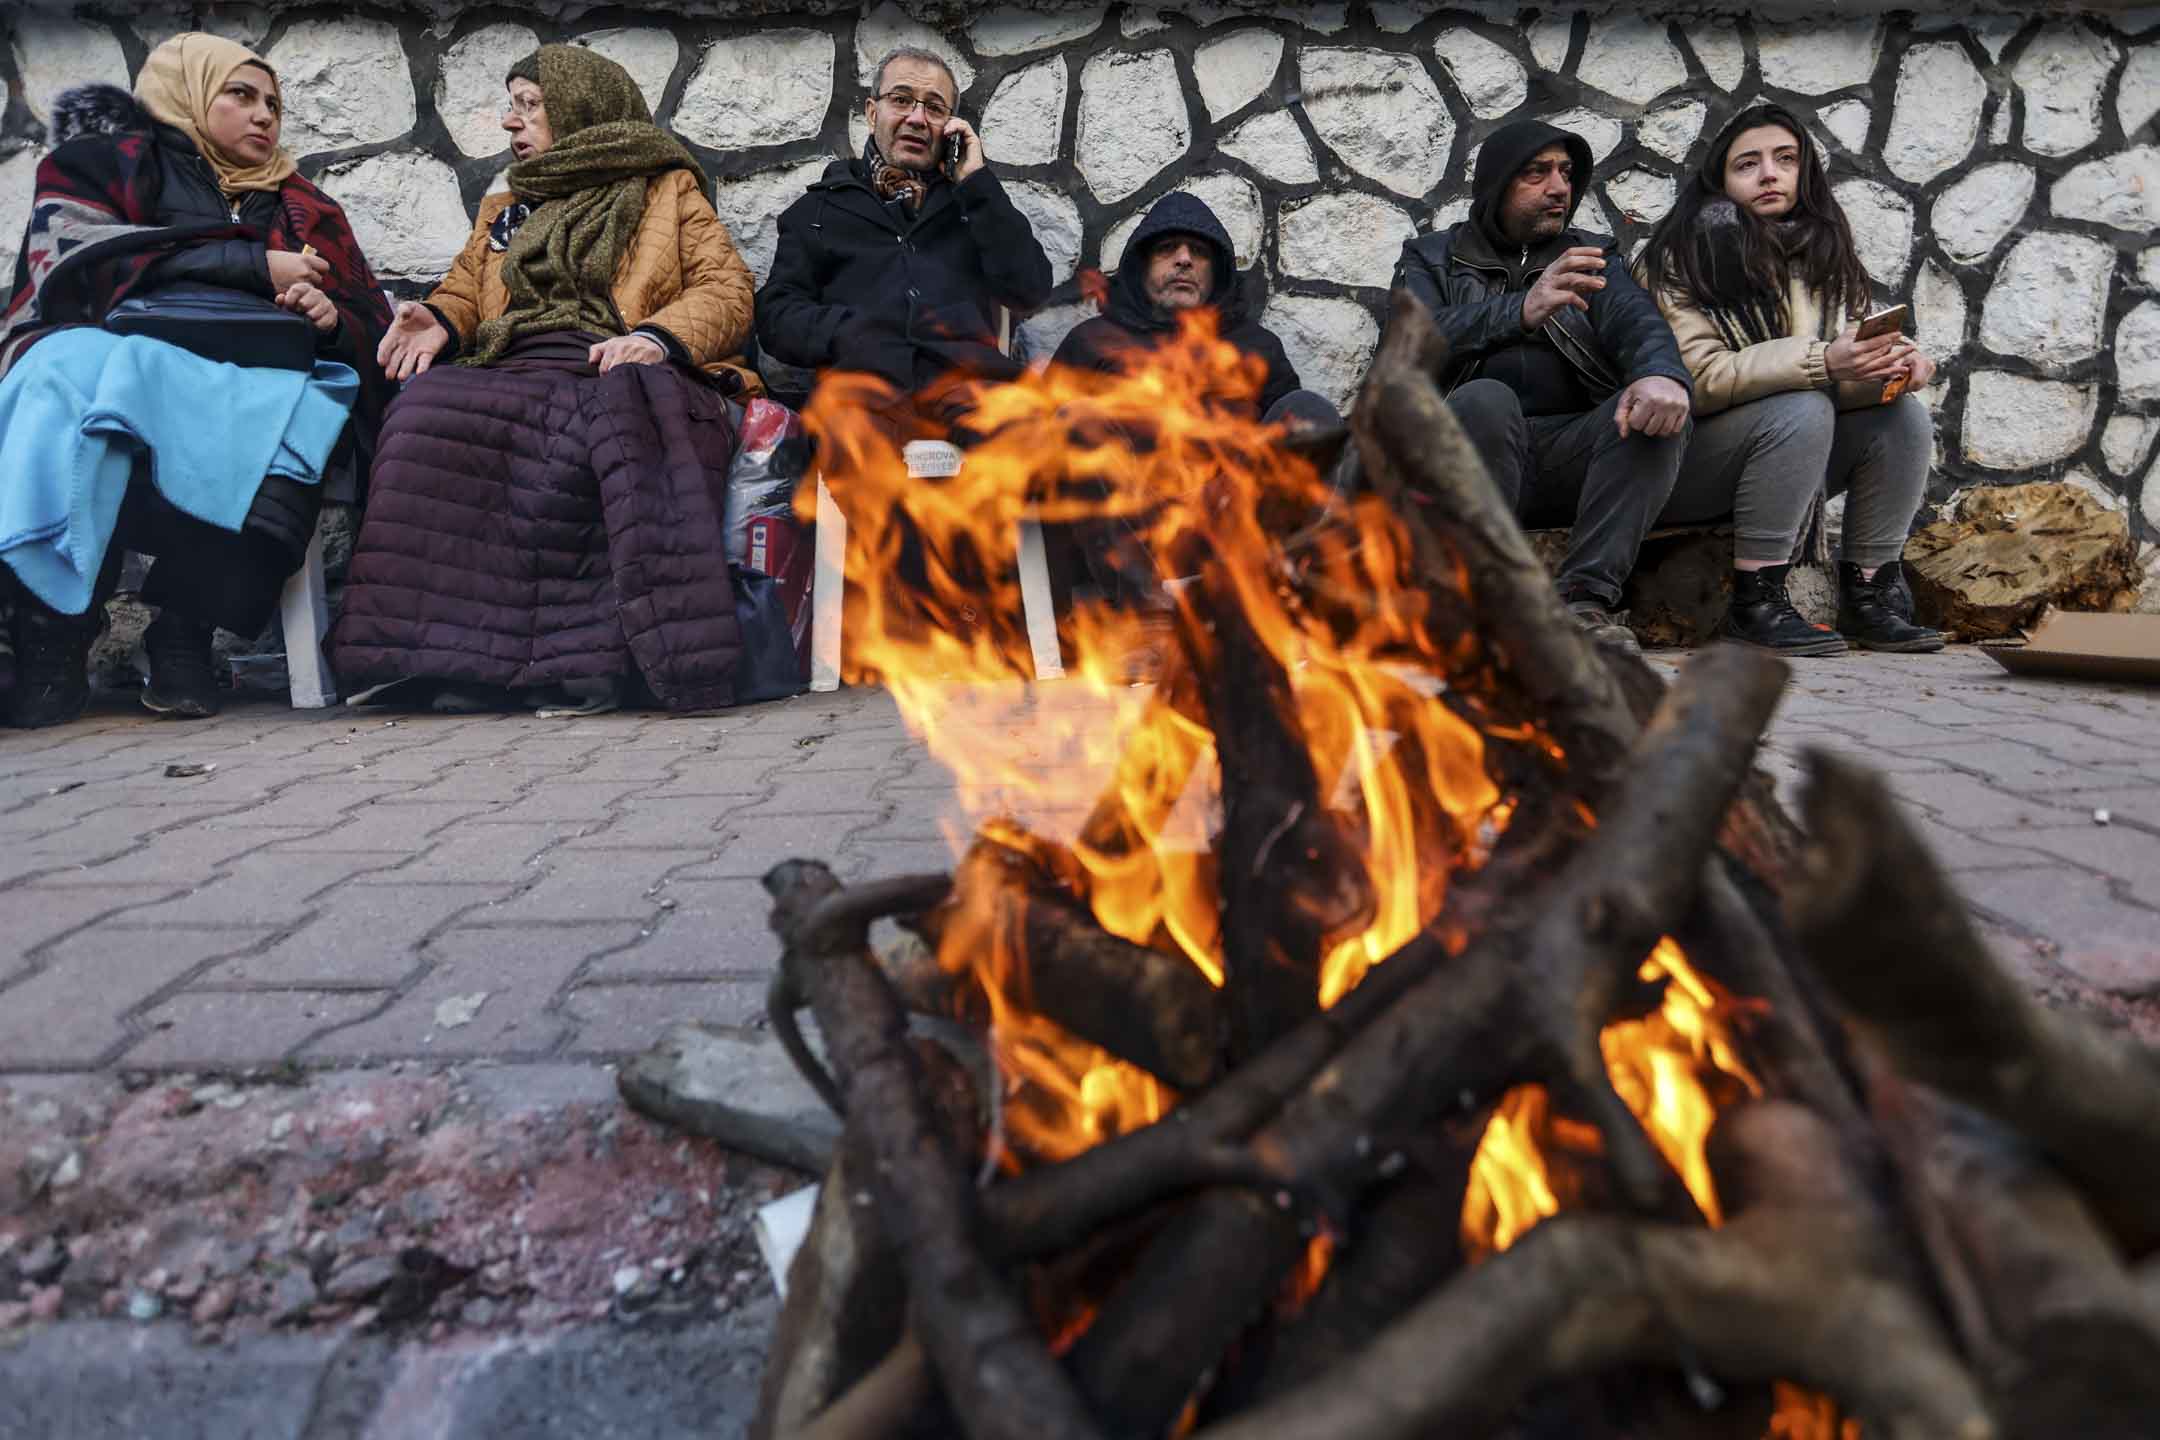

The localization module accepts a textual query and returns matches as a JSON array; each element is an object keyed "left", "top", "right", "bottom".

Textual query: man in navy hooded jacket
[{"left": 1394, "top": 118, "right": 1694, "bottom": 650}]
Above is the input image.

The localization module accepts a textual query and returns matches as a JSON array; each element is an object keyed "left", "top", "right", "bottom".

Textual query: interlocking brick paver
[
  {"left": 300, "top": 928, "right": 616, "bottom": 1060},
  {"left": 121, "top": 989, "right": 388, "bottom": 1068},
  {"left": 270, "top": 801, "right": 501, "bottom": 853},
  {"left": 560, "top": 980, "right": 769, "bottom": 1055},
  {"left": 1962, "top": 864, "right": 2160, "bottom": 995},
  {"left": 2001, "top": 823, "right": 2160, "bottom": 909},
  {"left": 28, "top": 822, "right": 319, "bottom": 889},
  {"left": 479, "top": 855, "right": 699, "bottom": 923},
  {"left": 678, "top": 812, "right": 886, "bottom": 878},
  {"left": 0, "top": 928, "right": 273, "bottom": 1067},
  {"left": 461, "top": 781, "right": 647, "bottom": 825},
  {"left": 113, "top": 851, "right": 406, "bottom": 927},
  {"left": 585, "top": 880, "right": 778, "bottom": 977},
  {"left": 0, "top": 883, "right": 183, "bottom": 963},
  {"left": 346, "top": 823, "right": 564, "bottom": 885},
  {"left": 555, "top": 797, "right": 741, "bottom": 851},
  {"left": 206, "top": 883, "right": 516, "bottom": 986}
]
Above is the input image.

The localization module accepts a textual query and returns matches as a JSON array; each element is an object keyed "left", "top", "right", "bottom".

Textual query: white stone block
[
  {"left": 2142, "top": 246, "right": 2160, "bottom": 291},
  {"left": 1100, "top": 172, "right": 1263, "bottom": 272},
  {"left": 1833, "top": 178, "right": 1914, "bottom": 286},
  {"left": 10, "top": 17, "right": 127, "bottom": 126},
  {"left": 1527, "top": 14, "right": 1574, "bottom": 75},
  {"left": 1961, "top": 371, "right": 2098, "bottom": 470},
  {"left": 196, "top": 6, "right": 272, "bottom": 50},
  {"left": 1574, "top": 190, "right": 1614, "bottom": 238},
  {"left": 436, "top": 22, "right": 537, "bottom": 159},
  {"left": 981, "top": 57, "right": 1066, "bottom": 168},
  {"left": 712, "top": 158, "right": 831, "bottom": 285},
  {"left": 1431, "top": 29, "right": 1526, "bottom": 120},
  {"left": 573, "top": 29, "right": 679, "bottom": 115},
  {"left": 1004, "top": 179, "right": 1082, "bottom": 283},
  {"left": 1969, "top": 16, "right": 2022, "bottom": 63},
  {"left": 268, "top": 18, "right": 415, "bottom": 158},
  {"left": 1980, "top": 231, "right": 2115, "bottom": 371},
  {"left": 1817, "top": 99, "right": 1871, "bottom": 154},
  {"left": 2122, "top": 42, "right": 2160, "bottom": 139},
  {"left": 968, "top": 6, "right": 1106, "bottom": 56},
  {"left": 1022, "top": 300, "right": 1096, "bottom": 371},
  {"left": 1122, "top": 8, "right": 1169, "bottom": 38},
  {"left": 1990, "top": 103, "right": 2012, "bottom": 147},
  {"left": 2014, "top": 25, "right": 2119, "bottom": 157},
  {"left": 1372, "top": 3, "right": 1425, "bottom": 34},
  {"left": 2051, "top": 147, "right": 2160, "bottom": 231},
  {"left": 1885, "top": 42, "right": 1984, "bottom": 183},
  {"left": 2118, "top": 301, "right": 2160, "bottom": 403},
  {"left": 1262, "top": 293, "right": 1379, "bottom": 412},
  {"left": 1604, "top": 168, "right": 1676, "bottom": 225},
  {"left": 1543, "top": 108, "right": 1625, "bottom": 164},
  {"left": 854, "top": 4, "right": 975, "bottom": 91},
  {"left": 1430, "top": 195, "right": 1473, "bottom": 231},
  {"left": 1078, "top": 50, "right": 1189, "bottom": 202},
  {"left": 2102, "top": 414, "right": 2158, "bottom": 476},
  {"left": 1756, "top": 22, "right": 1882, "bottom": 94},
  {"left": 676, "top": 30, "right": 834, "bottom": 150},
  {"left": 1176, "top": 3, "right": 1345, "bottom": 31},
  {"left": 0, "top": 148, "right": 44, "bottom": 284},
  {"left": 321, "top": 152, "right": 468, "bottom": 283},
  {"left": 1638, "top": 99, "right": 1706, "bottom": 163},
  {"left": 1195, "top": 29, "right": 1283, "bottom": 122},
  {"left": 1278, "top": 191, "right": 1415, "bottom": 288},
  {"left": 1298, "top": 48, "right": 1450, "bottom": 199},
  {"left": 1683, "top": 22, "right": 1746, "bottom": 92},
  {"left": 1912, "top": 260, "right": 1967, "bottom": 366},
  {"left": 1575, "top": 18, "right": 1687, "bottom": 105},
  {"left": 1932, "top": 162, "right": 2036, "bottom": 263},
  {"left": 1219, "top": 109, "right": 1317, "bottom": 183}
]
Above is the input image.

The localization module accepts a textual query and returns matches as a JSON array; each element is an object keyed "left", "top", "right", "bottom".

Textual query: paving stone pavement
[{"left": 3, "top": 645, "right": 2157, "bottom": 1082}]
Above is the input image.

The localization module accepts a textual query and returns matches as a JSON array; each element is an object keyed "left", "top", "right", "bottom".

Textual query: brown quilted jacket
[{"left": 428, "top": 169, "right": 760, "bottom": 393}]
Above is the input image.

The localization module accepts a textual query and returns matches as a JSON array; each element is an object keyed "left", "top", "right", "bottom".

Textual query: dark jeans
[{"left": 1446, "top": 378, "right": 1690, "bottom": 608}]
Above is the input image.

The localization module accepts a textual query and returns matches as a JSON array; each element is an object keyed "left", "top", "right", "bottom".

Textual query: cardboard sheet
[{"left": 1983, "top": 611, "right": 2160, "bottom": 684}]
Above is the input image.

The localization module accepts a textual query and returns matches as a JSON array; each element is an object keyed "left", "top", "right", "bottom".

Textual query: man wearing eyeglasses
[{"left": 755, "top": 46, "right": 1052, "bottom": 415}]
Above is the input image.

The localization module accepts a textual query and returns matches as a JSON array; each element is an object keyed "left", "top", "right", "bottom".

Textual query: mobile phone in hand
[
  {"left": 1855, "top": 303, "right": 1910, "bottom": 342},
  {"left": 943, "top": 129, "right": 967, "bottom": 175}
]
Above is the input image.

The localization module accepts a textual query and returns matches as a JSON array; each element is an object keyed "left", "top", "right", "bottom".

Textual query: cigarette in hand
[{"left": 300, "top": 244, "right": 317, "bottom": 258}]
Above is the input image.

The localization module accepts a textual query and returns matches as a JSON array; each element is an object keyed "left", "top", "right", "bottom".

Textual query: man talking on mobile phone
[{"left": 755, "top": 46, "right": 1051, "bottom": 430}]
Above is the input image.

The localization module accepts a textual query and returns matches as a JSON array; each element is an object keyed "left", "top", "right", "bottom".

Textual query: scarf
[
  {"left": 466, "top": 45, "right": 705, "bottom": 367},
  {"left": 133, "top": 33, "right": 297, "bottom": 200},
  {"left": 864, "top": 135, "right": 933, "bottom": 213}
]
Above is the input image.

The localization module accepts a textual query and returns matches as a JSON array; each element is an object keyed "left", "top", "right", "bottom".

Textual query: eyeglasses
[{"left": 873, "top": 88, "right": 953, "bottom": 123}]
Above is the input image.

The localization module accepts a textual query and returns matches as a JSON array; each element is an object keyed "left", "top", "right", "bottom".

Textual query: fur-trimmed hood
[{"left": 46, "top": 84, "right": 155, "bottom": 146}]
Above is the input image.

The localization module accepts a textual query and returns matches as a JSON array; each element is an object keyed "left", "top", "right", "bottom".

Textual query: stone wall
[{"left": 4, "top": 3, "right": 2158, "bottom": 536}]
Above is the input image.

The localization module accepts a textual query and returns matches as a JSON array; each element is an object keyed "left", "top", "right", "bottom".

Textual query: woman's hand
[
  {"left": 1896, "top": 344, "right": 1937, "bottom": 391},
  {"left": 588, "top": 334, "right": 667, "bottom": 372},
  {"left": 277, "top": 281, "right": 337, "bottom": 332},
  {"left": 267, "top": 249, "right": 329, "bottom": 292},
  {"left": 1825, "top": 325, "right": 1905, "bottom": 382},
  {"left": 378, "top": 301, "right": 451, "bottom": 380}
]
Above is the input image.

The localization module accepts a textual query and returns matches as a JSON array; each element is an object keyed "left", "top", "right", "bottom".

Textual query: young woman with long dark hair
[{"left": 1638, "top": 103, "right": 1942, "bottom": 655}]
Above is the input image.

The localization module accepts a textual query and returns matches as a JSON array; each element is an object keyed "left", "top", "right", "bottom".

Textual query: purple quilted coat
[{"left": 330, "top": 334, "right": 743, "bottom": 710}]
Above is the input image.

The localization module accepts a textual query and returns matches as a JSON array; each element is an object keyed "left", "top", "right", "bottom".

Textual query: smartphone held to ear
[{"left": 943, "top": 129, "right": 967, "bottom": 175}]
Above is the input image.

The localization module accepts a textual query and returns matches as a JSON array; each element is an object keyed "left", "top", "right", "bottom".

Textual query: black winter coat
[
  {"left": 1392, "top": 119, "right": 1690, "bottom": 414},
  {"left": 1050, "top": 190, "right": 1301, "bottom": 417},
  {"left": 755, "top": 159, "right": 1053, "bottom": 393}
]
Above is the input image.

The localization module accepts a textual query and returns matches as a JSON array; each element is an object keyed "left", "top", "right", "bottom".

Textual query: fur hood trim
[{"left": 48, "top": 84, "right": 153, "bottom": 146}]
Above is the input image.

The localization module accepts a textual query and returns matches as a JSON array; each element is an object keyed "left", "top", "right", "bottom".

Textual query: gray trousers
[{"left": 1661, "top": 391, "right": 1933, "bottom": 568}]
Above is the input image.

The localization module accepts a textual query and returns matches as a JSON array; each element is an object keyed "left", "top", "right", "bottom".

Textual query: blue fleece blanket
[{"left": 0, "top": 328, "right": 358, "bottom": 615}]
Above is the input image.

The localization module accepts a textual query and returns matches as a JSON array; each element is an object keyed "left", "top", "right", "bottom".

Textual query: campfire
[{"left": 748, "top": 297, "right": 2160, "bottom": 1440}]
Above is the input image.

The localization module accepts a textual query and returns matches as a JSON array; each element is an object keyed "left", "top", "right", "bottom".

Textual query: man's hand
[
  {"left": 589, "top": 333, "right": 667, "bottom": 373},
  {"left": 276, "top": 280, "right": 337, "bottom": 332},
  {"left": 941, "top": 115, "right": 986, "bottom": 183},
  {"left": 267, "top": 249, "right": 329, "bottom": 292},
  {"left": 377, "top": 300, "right": 450, "bottom": 381},
  {"left": 1522, "top": 247, "right": 1607, "bottom": 331},
  {"left": 1615, "top": 375, "right": 1690, "bottom": 439},
  {"left": 1825, "top": 325, "right": 1905, "bottom": 382}
]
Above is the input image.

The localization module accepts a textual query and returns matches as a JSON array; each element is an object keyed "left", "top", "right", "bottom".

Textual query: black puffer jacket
[
  {"left": 1392, "top": 119, "right": 1690, "bottom": 413},
  {"left": 755, "top": 158, "right": 1052, "bottom": 393},
  {"left": 1050, "top": 190, "right": 1301, "bottom": 416}
]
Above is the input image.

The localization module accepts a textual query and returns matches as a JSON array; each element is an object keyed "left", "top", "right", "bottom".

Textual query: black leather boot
[
  {"left": 1718, "top": 563, "right": 1847, "bottom": 656},
  {"left": 5, "top": 598, "right": 97, "bottom": 728},
  {"left": 1837, "top": 561, "right": 1944, "bottom": 653},
  {"left": 141, "top": 610, "right": 221, "bottom": 718}
]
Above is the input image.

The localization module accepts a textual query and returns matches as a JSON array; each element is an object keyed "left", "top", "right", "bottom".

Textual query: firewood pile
[{"left": 746, "top": 298, "right": 2160, "bottom": 1440}]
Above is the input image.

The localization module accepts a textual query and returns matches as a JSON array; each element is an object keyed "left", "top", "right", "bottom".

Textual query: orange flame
[{"left": 804, "top": 313, "right": 1508, "bottom": 1161}]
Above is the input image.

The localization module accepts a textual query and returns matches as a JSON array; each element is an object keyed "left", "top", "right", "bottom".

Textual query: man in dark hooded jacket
[
  {"left": 1052, "top": 191, "right": 1332, "bottom": 427},
  {"left": 1394, "top": 118, "right": 1693, "bottom": 650}
]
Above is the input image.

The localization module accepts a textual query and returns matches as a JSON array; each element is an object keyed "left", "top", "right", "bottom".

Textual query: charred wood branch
[
  {"left": 1194, "top": 1103, "right": 1993, "bottom": 1440},
  {"left": 762, "top": 860, "right": 1106, "bottom": 1440},
  {"left": 1789, "top": 751, "right": 2160, "bottom": 1258},
  {"left": 1354, "top": 292, "right": 1642, "bottom": 795},
  {"left": 1910, "top": 1092, "right": 2160, "bottom": 1436},
  {"left": 1177, "top": 561, "right": 1372, "bottom": 1060},
  {"left": 794, "top": 1335, "right": 933, "bottom": 1440}
]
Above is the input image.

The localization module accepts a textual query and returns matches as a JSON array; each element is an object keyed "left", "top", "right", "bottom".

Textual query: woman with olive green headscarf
[
  {"left": 335, "top": 45, "right": 766, "bottom": 716},
  {"left": 0, "top": 32, "right": 392, "bottom": 728}
]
